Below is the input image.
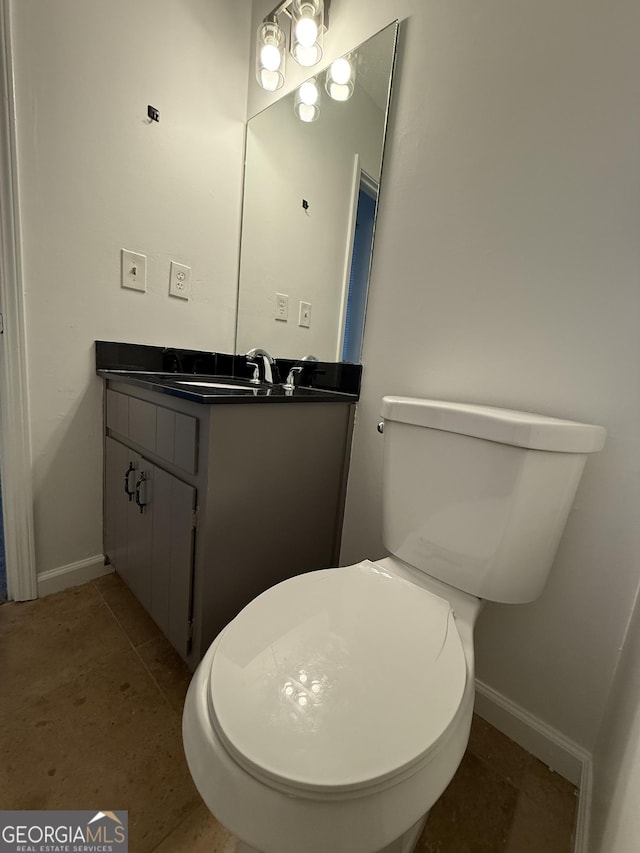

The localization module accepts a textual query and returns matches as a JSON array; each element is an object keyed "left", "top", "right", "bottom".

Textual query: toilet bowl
[
  {"left": 183, "top": 557, "right": 483, "bottom": 853},
  {"left": 183, "top": 397, "right": 606, "bottom": 853}
]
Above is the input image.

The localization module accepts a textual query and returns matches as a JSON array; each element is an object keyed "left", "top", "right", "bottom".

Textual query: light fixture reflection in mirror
[
  {"left": 325, "top": 54, "right": 355, "bottom": 102},
  {"left": 295, "top": 78, "right": 321, "bottom": 122},
  {"left": 236, "top": 22, "right": 399, "bottom": 363}
]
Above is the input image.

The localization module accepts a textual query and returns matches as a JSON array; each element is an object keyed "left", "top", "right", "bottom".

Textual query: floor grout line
[
  {"left": 91, "top": 578, "right": 182, "bottom": 716},
  {"left": 148, "top": 801, "right": 206, "bottom": 853}
]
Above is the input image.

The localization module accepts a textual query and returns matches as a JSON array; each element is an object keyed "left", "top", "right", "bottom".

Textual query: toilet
[{"left": 183, "top": 396, "right": 605, "bottom": 853}]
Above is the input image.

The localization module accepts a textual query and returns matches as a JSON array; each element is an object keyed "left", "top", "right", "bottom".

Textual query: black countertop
[{"left": 96, "top": 342, "right": 361, "bottom": 406}]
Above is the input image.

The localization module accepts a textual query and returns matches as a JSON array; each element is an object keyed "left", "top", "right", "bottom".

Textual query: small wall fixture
[{"left": 256, "top": 0, "right": 327, "bottom": 91}]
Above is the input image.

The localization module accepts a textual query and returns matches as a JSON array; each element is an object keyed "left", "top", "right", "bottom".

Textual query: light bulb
[
  {"left": 299, "top": 80, "right": 319, "bottom": 106},
  {"left": 330, "top": 57, "right": 352, "bottom": 85},
  {"left": 295, "top": 16, "right": 318, "bottom": 48},
  {"left": 325, "top": 53, "right": 356, "bottom": 101},
  {"left": 260, "top": 43, "right": 281, "bottom": 72},
  {"left": 295, "top": 78, "right": 320, "bottom": 122}
]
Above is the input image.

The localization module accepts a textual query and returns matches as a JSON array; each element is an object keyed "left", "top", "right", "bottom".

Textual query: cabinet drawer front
[
  {"left": 155, "top": 406, "right": 198, "bottom": 474},
  {"left": 106, "top": 389, "right": 130, "bottom": 436},
  {"left": 174, "top": 412, "right": 198, "bottom": 473},
  {"left": 107, "top": 389, "right": 198, "bottom": 473},
  {"left": 128, "top": 398, "right": 157, "bottom": 454}
]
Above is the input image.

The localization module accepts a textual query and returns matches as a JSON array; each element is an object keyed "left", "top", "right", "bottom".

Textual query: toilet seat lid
[{"left": 207, "top": 561, "right": 467, "bottom": 794}]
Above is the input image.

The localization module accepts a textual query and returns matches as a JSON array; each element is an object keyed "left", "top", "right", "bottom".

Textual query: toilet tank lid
[{"left": 381, "top": 397, "right": 606, "bottom": 453}]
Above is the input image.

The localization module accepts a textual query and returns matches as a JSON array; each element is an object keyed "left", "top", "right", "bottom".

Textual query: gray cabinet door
[
  {"left": 150, "top": 468, "right": 196, "bottom": 656},
  {"left": 105, "top": 436, "right": 133, "bottom": 581},
  {"left": 125, "top": 454, "right": 154, "bottom": 613},
  {"left": 105, "top": 437, "right": 152, "bottom": 610},
  {"left": 104, "top": 435, "right": 195, "bottom": 658}
]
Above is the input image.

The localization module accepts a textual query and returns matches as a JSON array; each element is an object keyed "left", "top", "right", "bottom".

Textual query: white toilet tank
[{"left": 381, "top": 397, "right": 606, "bottom": 603}]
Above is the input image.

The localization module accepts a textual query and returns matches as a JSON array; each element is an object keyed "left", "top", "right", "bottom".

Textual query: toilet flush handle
[{"left": 377, "top": 421, "right": 384, "bottom": 434}]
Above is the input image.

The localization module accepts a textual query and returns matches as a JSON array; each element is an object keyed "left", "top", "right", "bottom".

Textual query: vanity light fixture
[
  {"left": 294, "top": 77, "right": 321, "bottom": 122},
  {"left": 325, "top": 53, "right": 355, "bottom": 101},
  {"left": 256, "top": 15, "right": 286, "bottom": 91},
  {"left": 256, "top": 0, "right": 328, "bottom": 91}
]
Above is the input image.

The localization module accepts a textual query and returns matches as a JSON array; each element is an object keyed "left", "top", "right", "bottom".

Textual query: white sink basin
[{"left": 176, "top": 380, "right": 255, "bottom": 391}]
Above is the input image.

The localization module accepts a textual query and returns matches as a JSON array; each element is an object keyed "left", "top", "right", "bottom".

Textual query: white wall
[
  {"left": 590, "top": 592, "right": 640, "bottom": 851},
  {"left": 237, "top": 80, "right": 385, "bottom": 360},
  {"left": 11, "top": 0, "right": 251, "bottom": 575},
  {"left": 251, "top": 0, "right": 640, "bottom": 752}
]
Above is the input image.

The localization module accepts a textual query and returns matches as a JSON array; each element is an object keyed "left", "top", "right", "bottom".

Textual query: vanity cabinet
[{"left": 102, "top": 380, "right": 355, "bottom": 668}]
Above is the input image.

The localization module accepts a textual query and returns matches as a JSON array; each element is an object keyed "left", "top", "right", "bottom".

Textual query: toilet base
[
  {"left": 381, "top": 813, "right": 428, "bottom": 853},
  {"left": 235, "top": 813, "right": 428, "bottom": 853}
]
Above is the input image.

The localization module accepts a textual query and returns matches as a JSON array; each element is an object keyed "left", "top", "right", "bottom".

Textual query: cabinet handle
[
  {"left": 134, "top": 472, "right": 147, "bottom": 514},
  {"left": 124, "top": 462, "right": 136, "bottom": 501}
]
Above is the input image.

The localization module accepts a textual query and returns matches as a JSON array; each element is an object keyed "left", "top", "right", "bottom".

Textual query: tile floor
[{"left": 0, "top": 573, "right": 579, "bottom": 852}]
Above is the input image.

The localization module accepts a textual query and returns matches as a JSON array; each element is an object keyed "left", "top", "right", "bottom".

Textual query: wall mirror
[{"left": 235, "top": 21, "right": 399, "bottom": 362}]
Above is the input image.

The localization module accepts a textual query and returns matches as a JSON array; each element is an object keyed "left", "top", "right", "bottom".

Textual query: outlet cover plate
[
  {"left": 275, "top": 292, "right": 289, "bottom": 321},
  {"left": 169, "top": 261, "right": 191, "bottom": 300}
]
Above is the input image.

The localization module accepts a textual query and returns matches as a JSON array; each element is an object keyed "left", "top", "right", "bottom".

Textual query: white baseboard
[
  {"left": 37, "top": 555, "right": 113, "bottom": 598},
  {"left": 475, "top": 679, "right": 592, "bottom": 853}
]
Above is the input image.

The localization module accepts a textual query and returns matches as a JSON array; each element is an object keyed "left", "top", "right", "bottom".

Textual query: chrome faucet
[
  {"left": 282, "top": 354, "right": 320, "bottom": 391},
  {"left": 245, "top": 347, "right": 275, "bottom": 384},
  {"left": 283, "top": 365, "right": 303, "bottom": 391}
]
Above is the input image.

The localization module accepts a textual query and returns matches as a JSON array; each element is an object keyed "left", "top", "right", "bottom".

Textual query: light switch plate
[
  {"left": 299, "top": 301, "right": 311, "bottom": 328},
  {"left": 169, "top": 261, "right": 191, "bottom": 300},
  {"left": 121, "top": 249, "right": 147, "bottom": 292}
]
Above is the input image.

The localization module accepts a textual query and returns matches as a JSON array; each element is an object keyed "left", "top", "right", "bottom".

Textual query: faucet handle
[
  {"left": 283, "top": 365, "right": 303, "bottom": 391},
  {"left": 246, "top": 360, "right": 260, "bottom": 383}
]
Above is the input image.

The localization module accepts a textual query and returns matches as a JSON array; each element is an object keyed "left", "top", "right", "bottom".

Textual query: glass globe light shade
[
  {"left": 291, "top": 0, "right": 323, "bottom": 68},
  {"left": 256, "top": 18, "right": 285, "bottom": 91}
]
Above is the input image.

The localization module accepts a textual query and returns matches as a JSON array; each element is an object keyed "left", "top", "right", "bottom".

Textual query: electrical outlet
[
  {"left": 121, "top": 249, "right": 147, "bottom": 292},
  {"left": 299, "top": 301, "right": 311, "bottom": 328},
  {"left": 169, "top": 261, "right": 191, "bottom": 300},
  {"left": 275, "top": 292, "right": 289, "bottom": 321}
]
